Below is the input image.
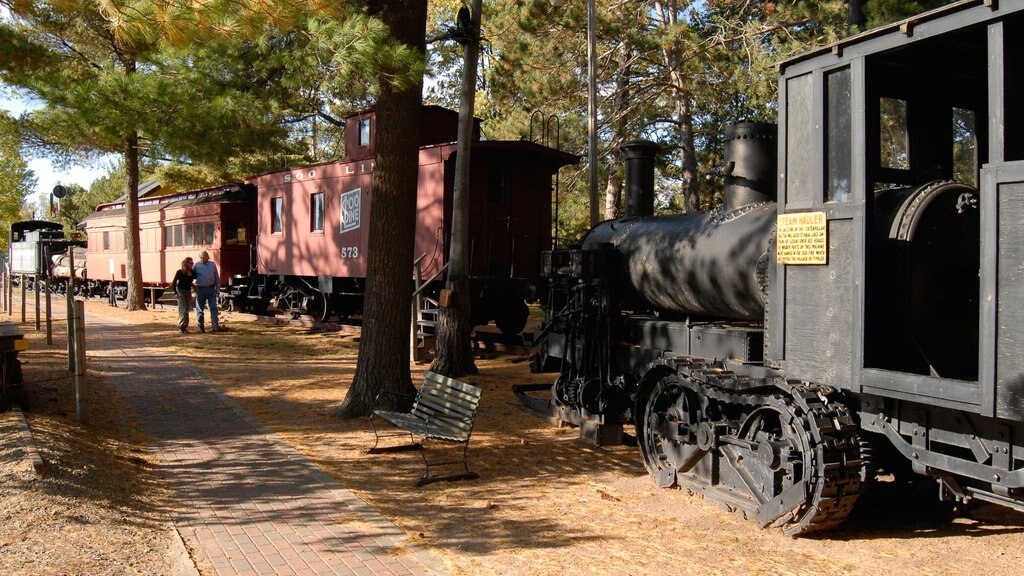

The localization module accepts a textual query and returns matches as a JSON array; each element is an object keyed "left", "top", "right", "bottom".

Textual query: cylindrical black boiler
[{"left": 582, "top": 203, "right": 776, "bottom": 320}]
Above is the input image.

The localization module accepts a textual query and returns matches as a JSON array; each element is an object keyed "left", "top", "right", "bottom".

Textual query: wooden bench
[{"left": 369, "top": 371, "right": 482, "bottom": 486}]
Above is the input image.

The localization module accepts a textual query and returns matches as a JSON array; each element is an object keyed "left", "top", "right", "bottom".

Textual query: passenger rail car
[
  {"left": 532, "top": 0, "right": 1024, "bottom": 534},
  {"left": 80, "top": 184, "right": 256, "bottom": 301}
]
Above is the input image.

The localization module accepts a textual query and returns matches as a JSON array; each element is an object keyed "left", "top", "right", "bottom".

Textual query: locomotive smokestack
[
  {"left": 620, "top": 140, "right": 659, "bottom": 219},
  {"left": 723, "top": 122, "right": 777, "bottom": 212}
]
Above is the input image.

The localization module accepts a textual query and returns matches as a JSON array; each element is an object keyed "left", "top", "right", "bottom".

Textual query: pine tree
[{"left": 0, "top": 111, "right": 35, "bottom": 253}]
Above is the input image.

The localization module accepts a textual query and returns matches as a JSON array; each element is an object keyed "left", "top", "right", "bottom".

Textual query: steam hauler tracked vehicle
[{"left": 531, "top": 0, "right": 1024, "bottom": 534}]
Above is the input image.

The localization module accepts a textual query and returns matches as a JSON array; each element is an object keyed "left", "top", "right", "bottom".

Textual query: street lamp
[{"left": 551, "top": 0, "right": 599, "bottom": 227}]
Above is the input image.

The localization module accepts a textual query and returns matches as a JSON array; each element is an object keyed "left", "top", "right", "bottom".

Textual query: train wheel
[
  {"left": 495, "top": 299, "right": 529, "bottom": 335},
  {"left": 305, "top": 288, "right": 330, "bottom": 324},
  {"left": 636, "top": 374, "right": 703, "bottom": 489}
]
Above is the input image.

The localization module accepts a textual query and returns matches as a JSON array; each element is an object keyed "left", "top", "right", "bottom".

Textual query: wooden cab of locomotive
[{"left": 775, "top": 0, "right": 1024, "bottom": 509}]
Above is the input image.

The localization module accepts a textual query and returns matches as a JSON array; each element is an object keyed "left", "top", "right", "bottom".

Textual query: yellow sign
[{"left": 777, "top": 211, "right": 828, "bottom": 265}]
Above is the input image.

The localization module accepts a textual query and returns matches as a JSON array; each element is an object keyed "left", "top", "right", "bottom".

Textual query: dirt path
[{"left": 3, "top": 298, "right": 1024, "bottom": 575}]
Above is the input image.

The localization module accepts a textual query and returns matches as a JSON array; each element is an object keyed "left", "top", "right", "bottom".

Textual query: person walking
[
  {"left": 193, "top": 250, "right": 220, "bottom": 333},
  {"left": 170, "top": 257, "right": 196, "bottom": 333}
]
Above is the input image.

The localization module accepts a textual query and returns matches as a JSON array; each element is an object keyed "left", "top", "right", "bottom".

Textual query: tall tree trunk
[
  {"left": 335, "top": 0, "right": 427, "bottom": 419},
  {"left": 431, "top": 0, "right": 482, "bottom": 378},
  {"left": 123, "top": 129, "right": 145, "bottom": 311},
  {"left": 676, "top": 93, "right": 698, "bottom": 213},
  {"left": 604, "top": 163, "right": 621, "bottom": 220},
  {"left": 848, "top": 0, "right": 867, "bottom": 33},
  {"left": 605, "top": 41, "right": 632, "bottom": 220},
  {"left": 655, "top": 2, "right": 699, "bottom": 214}
]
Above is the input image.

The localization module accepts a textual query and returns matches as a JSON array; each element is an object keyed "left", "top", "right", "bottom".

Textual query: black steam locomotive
[{"left": 532, "top": 0, "right": 1024, "bottom": 534}]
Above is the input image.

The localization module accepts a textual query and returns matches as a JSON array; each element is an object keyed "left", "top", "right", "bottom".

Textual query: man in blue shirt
[{"left": 193, "top": 250, "right": 220, "bottom": 333}]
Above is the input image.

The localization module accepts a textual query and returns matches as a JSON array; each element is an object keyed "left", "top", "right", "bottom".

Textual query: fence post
[
  {"left": 67, "top": 248, "right": 76, "bottom": 372},
  {"left": 73, "top": 299, "right": 87, "bottom": 424},
  {"left": 45, "top": 276, "right": 52, "bottom": 345},
  {"left": 20, "top": 274, "right": 26, "bottom": 323},
  {"left": 34, "top": 273, "right": 40, "bottom": 331}
]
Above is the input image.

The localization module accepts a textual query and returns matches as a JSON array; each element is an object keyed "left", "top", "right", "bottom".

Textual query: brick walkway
[{"left": 87, "top": 314, "right": 445, "bottom": 576}]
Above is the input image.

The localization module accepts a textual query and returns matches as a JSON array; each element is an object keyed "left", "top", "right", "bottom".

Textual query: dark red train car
[
  {"left": 80, "top": 184, "right": 257, "bottom": 299},
  {"left": 243, "top": 106, "right": 577, "bottom": 331}
]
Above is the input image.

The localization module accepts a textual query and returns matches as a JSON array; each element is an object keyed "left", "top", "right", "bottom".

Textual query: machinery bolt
[
  {"left": 912, "top": 452, "right": 919, "bottom": 459},
  {"left": 994, "top": 474, "right": 1001, "bottom": 482}
]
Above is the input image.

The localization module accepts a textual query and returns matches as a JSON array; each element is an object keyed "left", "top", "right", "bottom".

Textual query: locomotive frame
[{"left": 531, "top": 0, "right": 1024, "bottom": 534}]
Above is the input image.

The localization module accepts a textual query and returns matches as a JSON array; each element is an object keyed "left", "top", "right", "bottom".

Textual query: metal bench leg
[
  {"left": 414, "top": 439, "right": 479, "bottom": 487},
  {"left": 368, "top": 413, "right": 422, "bottom": 454}
]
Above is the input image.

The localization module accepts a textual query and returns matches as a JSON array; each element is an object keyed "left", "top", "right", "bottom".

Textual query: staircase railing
[{"left": 411, "top": 254, "right": 448, "bottom": 363}]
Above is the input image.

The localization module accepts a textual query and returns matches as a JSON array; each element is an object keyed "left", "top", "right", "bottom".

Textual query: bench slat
[
  {"left": 375, "top": 411, "right": 470, "bottom": 441},
  {"left": 417, "top": 382, "right": 480, "bottom": 404},
  {"left": 414, "top": 395, "right": 478, "bottom": 420}
]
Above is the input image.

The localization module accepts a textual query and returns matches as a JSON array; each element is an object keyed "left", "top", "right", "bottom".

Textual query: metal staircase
[{"left": 411, "top": 254, "right": 446, "bottom": 363}]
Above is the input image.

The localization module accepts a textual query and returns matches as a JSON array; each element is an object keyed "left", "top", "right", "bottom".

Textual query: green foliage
[
  {"left": 862, "top": 0, "right": 954, "bottom": 28},
  {"left": 0, "top": 111, "right": 35, "bottom": 253},
  {"left": 465, "top": 0, "right": 855, "bottom": 218}
]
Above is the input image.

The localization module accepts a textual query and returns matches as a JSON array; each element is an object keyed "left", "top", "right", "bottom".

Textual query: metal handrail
[{"left": 413, "top": 262, "right": 449, "bottom": 298}]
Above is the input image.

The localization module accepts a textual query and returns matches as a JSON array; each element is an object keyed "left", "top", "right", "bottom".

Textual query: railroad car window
[
  {"left": 174, "top": 225, "right": 183, "bottom": 247},
  {"left": 205, "top": 222, "right": 215, "bottom": 245},
  {"left": 952, "top": 107, "right": 977, "bottom": 187},
  {"left": 271, "top": 198, "right": 284, "bottom": 234},
  {"left": 785, "top": 74, "right": 814, "bottom": 206},
  {"left": 826, "top": 68, "right": 852, "bottom": 203},
  {"left": 359, "top": 118, "right": 371, "bottom": 147},
  {"left": 184, "top": 224, "right": 193, "bottom": 246},
  {"left": 103, "top": 231, "right": 110, "bottom": 251},
  {"left": 311, "top": 192, "right": 325, "bottom": 232},
  {"left": 224, "top": 222, "right": 245, "bottom": 244},
  {"left": 1007, "top": 19, "right": 1024, "bottom": 161},
  {"left": 879, "top": 97, "right": 909, "bottom": 170}
]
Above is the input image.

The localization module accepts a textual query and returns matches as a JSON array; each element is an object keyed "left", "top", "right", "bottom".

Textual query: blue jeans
[{"left": 195, "top": 286, "right": 219, "bottom": 331}]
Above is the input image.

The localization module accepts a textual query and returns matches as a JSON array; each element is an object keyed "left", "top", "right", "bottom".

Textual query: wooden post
[
  {"left": 67, "top": 248, "right": 76, "bottom": 372},
  {"left": 33, "top": 273, "right": 40, "bottom": 331},
  {"left": 73, "top": 299, "right": 87, "bottom": 424},
  {"left": 411, "top": 260, "right": 423, "bottom": 363},
  {"left": 45, "top": 276, "right": 52, "bottom": 345},
  {"left": 20, "top": 274, "right": 26, "bottom": 323}
]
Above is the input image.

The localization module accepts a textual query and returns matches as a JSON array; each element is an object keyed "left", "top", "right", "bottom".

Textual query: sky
[{"left": 1, "top": 91, "right": 109, "bottom": 218}]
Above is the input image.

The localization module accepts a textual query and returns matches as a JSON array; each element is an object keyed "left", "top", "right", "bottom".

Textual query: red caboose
[
  {"left": 81, "top": 184, "right": 257, "bottom": 300},
  {"left": 244, "top": 105, "right": 577, "bottom": 332}
]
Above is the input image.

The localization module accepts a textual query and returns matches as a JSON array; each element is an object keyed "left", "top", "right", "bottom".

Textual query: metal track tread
[{"left": 649, "top": 357, "right": 865, "bottom": 535}]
